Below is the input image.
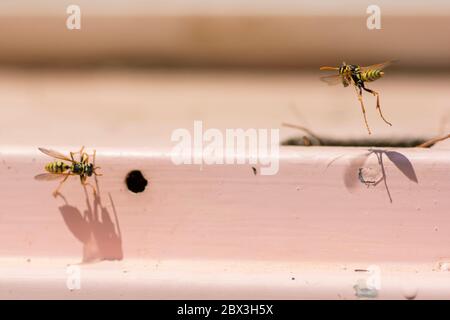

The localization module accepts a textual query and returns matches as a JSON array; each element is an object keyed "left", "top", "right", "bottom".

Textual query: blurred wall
[{"left": 0, "top": 1, "right": 449, "bottom": 68}]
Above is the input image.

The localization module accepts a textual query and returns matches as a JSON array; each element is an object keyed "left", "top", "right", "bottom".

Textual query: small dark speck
[
  {"left": 291, "top": 277, "right": 295, "bottom": 281},
  {"left": 7, "top": 166, "right": 11, "bottom": 170},
  {"left": 26, "top": 258, "right": 31, "bottom": 263},
  {"left": 123, "top": 270, "right": 128, "bottom": 273},
  {"left": 252, "top": 167, "right": 257, "bottom": 175}
]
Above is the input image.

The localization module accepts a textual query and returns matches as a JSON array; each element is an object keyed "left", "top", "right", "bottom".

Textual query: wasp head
[
  {"left": 85, "top": 163, "right": 94, "bottom": 176},
  {"left": 339, "top": 62, "right": 353, "bottom": 87},
  {"left": 339, "top": 62, "right": 351, "bottom": 74}
]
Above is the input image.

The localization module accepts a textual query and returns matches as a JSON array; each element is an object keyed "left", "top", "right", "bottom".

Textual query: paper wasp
[
  {"left": 320, "top": 61, "right": 395, "bottom": 134},
  {"left": 35, "top": 146, "right": 101, "bottom": 196}
]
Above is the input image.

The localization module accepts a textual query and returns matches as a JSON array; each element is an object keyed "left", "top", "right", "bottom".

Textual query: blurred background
[{"left": 0, "top": 0, "right": 449, "bottom": 147}]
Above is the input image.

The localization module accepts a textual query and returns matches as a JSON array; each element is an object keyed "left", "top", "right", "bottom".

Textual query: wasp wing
[
  {"left": 34, "top": 173, "right": 69, "bottom": 181},
  {"left": 360, "top": 60, "right": 397, "bottom": 72},
  {"left": 38, "top": 147, "right": 73, "bottom": 162},
  {"left": 320, "top": 74, "right": 343, "bottom": 86}
]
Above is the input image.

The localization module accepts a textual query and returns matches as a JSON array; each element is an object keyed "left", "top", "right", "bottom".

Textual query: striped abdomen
[
  {"left": 360, "top": 69, "right": 384, "bottom": 82},
  {"left": 45, "top": 161, "right": 70, "bottom": 174}
]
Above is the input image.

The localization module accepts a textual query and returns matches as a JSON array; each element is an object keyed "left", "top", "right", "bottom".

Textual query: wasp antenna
[{"left": 319, "top": 66, "right": 339, "bottom": 71}]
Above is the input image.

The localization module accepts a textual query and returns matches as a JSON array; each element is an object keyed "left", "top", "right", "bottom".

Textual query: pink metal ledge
[{"left": 1, "top": 145, "right": 450, "bottom": 299}]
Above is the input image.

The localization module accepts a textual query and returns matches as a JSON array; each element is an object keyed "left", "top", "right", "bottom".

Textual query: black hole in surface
[{"left": 126, "top": 170, "right": 148, "bottom": 193}]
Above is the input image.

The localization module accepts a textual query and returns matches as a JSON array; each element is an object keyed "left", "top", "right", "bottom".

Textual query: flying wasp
[
  {"left": 35, "top": 146, "right": 102, "bottom": 196},
  {"left": 320, "top": 61, "right": 395, "bottom": 134}
]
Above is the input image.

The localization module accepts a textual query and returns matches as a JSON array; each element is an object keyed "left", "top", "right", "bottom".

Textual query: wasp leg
[
  {"left": 81, "top": 151, "right": 89, "bottom": 165},
  {"left": 52, "top": 173, "right": 71, "bottom": 197},
  {"left": 80, "top": 175, "right": 97, "bottom": 196},
  {"left": 354, "top": 85, "right": 371, "bottom": 135},
  {"left": 70, "top": 146, "right": 86, "bottom": 162},
  {"left": 92, "top": 149, "right": 103, "bottom": 176},
  {"left": 362, "top": 87, "right": 392, "bottom": 126}
]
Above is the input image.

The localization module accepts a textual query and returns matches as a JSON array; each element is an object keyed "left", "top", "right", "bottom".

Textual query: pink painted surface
[
  {"left": 0, "top": 1, "right": 449, "bottom": 300},
  {"left": 1, "top": 146, "right": 450, "bottom": 299}
]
